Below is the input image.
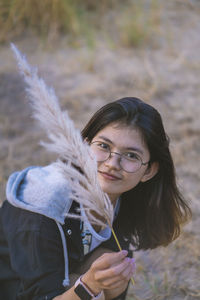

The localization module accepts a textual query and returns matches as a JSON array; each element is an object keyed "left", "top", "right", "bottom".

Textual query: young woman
[{"left": 0, "top": 97, "right": 191, "bottom": 300}]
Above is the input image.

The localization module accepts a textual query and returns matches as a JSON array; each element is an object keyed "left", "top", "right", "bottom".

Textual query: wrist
[
  {"left": 81, "top": 273, "right": 102, "bottom": 295},
  {"left": 74, "top": 275, "right": 103, "bottom": 300}
]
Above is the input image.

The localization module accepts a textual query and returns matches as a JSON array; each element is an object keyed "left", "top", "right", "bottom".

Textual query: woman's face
[{"left": 90, "top": 122, "right": 158, "bottom": 205}]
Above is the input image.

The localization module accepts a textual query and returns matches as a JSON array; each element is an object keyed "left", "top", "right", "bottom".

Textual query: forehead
[{"left": 94, "top": 122, "right": 147, "bottom": 150}]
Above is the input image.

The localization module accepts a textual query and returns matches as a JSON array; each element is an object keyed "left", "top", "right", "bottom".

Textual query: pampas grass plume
[{"left": 11, "top": 43, "right": 114, "bottom": 228}]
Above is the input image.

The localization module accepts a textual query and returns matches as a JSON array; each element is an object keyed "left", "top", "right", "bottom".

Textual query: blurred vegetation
[{"left": 0, "top": 0, "right": 161, "bottom": 47}]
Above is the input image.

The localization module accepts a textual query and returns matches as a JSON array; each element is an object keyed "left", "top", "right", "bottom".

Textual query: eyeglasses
[{"left": 90, "top": 141, "right": 150, "bottom": 173}]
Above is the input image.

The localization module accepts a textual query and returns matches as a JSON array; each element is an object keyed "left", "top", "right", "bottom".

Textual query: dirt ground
[{"left": 0, "top": 1, "right": 200, "bottom": 299}]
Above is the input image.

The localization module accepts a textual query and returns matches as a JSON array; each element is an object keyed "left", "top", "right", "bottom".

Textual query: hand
[{"left": 81, "top": 250, "right": 136, "bottom": 296}]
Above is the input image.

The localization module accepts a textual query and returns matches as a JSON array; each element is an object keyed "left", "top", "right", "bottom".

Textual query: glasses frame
[{"left": 90, "top": 141, "right": 150, "bottom": 173}]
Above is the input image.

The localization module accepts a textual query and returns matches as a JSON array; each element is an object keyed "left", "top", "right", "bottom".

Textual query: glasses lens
[
  {"left": 90, "top": 142, "right": 110, "bottom": 162},
  {"left": 120, "top": 156, "right": 142, "bottom": 173}
]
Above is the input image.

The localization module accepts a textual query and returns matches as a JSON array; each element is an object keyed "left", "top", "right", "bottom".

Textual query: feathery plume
[{"left": 11, "top": 43, "right": 114, "bottom": 228}]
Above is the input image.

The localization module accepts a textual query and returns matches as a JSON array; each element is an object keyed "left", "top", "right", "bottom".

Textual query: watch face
[{"left": 74, "top": 284, "right": 92, "bottom": 300}]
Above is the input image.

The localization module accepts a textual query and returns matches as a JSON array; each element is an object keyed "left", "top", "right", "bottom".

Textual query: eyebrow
[{"left": 97, "top": 135, "right": 144, "bottom": 155}]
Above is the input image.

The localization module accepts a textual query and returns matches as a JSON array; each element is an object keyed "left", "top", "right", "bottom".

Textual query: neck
[{"left": 107, "top": 193, "right": 120, "bottom": 207}]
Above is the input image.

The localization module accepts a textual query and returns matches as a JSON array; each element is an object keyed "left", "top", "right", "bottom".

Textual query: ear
[{"left": 140, "top": 161, "right": 159, "bottom": 183}]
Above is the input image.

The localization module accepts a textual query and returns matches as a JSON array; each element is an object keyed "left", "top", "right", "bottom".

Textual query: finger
[
  {"left": 103, "top": 277, "right": 128, "bottom": 290},
  {"left": 125, "top": 259, "right": 136, "bottom": 283},
  {"left": 102, "top": 266, "right": 135, "bottom": 290},
  {"left": 124, "top": 257, "right": 136, "bottom": 275},
  {"left": 97, "top": 258, "right": 135, "bottom": 288},
  {"left": 100, "top": 274, "right": 127, "bottom": 289},
  {"left": 95, "top": 256, "right": 130, "bottom": 281},
  {"left": 103, "top": 264, "right": 133, "bottom": 286},
  {"left": 120, "top": 266, "right": 134, "bottom": 281},
  {"left": 94, "top": 262, "right": 131, "bottom": 289},
  {"left": 93, "top": 250, "right": 128, "bottom": 270},
  {"left": 111, "top": 257, "right": 134, "bottom": 275}
]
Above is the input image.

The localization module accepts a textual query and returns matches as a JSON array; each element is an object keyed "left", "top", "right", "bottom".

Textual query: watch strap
[{"left": 74, "top": 276, "right": 103, "bottom": 300}]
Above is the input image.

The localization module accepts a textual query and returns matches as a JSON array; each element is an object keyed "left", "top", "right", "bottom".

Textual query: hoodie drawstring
[{"left": 56, "top": 221, "right": 70, "bottom": 287}]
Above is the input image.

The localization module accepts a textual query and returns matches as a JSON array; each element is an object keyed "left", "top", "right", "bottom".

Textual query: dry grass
[
  {"left": 0, "top": 0, "right": 161, "bottom": 47},
  {"left": 0, "top": 0, "right": 88, "bottom": 41},
  {"left": 117, "top": 0, "right": 161, "bottom": 47},
  {"left": 128, "top": 231, "right": 200, "bottom": 299},
  {"left": 0, "top": 1, "right": 199, "bottom": 299}
]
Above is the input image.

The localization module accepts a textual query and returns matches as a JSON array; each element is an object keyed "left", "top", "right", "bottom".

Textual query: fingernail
[
  {"left": 131, "top": 258, "right": 135, "bottom": 263},
  {"left": 121, "top": 250, "right": 128, "bottom": 256}
]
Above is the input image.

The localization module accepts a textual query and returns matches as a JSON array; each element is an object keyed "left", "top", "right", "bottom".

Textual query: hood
[{"left": 6, "top": 164, "right": 72, "bottom": 224}]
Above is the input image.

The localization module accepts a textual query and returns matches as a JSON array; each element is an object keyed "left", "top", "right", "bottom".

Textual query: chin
[
  {"left": 98, "top": 176, "right": 124, "bottom": 196},
  {"left": 100, "top": 183, "right": 120, "bottom": 196}
]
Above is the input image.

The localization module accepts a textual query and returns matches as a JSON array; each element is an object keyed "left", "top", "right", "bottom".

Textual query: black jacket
[{"left": 0, "top": 200, "right": 131, "bottom": 300}]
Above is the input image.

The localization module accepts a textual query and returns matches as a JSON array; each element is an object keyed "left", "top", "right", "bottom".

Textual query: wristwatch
[{"left": 74, "top": 276, "right": 103, "bottom": 300}]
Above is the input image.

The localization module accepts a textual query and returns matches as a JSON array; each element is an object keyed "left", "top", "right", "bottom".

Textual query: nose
[{"left": 104, "top": 152, "right": 122, "bottom": 170}]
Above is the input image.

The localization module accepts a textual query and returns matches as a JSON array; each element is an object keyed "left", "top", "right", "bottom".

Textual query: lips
[{"left": 98, "top": 171, "right": 121, "bottom": 180}]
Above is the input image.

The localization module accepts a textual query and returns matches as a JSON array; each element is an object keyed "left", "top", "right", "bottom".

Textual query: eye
[
  {"left": 96, "top": 142, "right": 110, "bottom": 151},
  {"left": 123, "top": 152, "right": 140, "bottom": 161}
]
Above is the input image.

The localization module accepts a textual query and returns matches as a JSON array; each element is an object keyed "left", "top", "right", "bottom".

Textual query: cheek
[
  {"left": 122, "top": 172, "right": 144, "bottom": 191},
  {"left": 123, "top": 178, "right": 139, "bottom": 191},
  {"left": 97, "top": 161, "right": 103, "bottom": 169}
]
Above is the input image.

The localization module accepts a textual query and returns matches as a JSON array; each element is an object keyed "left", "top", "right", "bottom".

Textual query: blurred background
[{"left": 0, "top": 0, "right": 200, "bottom": 299}]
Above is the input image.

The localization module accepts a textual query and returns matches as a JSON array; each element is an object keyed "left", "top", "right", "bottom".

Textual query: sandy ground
[{"left": 0, "top": 1, "right": 200, "bottom": 299}]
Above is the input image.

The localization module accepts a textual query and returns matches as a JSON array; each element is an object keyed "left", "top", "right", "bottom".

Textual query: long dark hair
[{"left": 82, "top": 97, "right": 191, "bottom": 250}]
